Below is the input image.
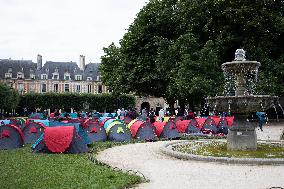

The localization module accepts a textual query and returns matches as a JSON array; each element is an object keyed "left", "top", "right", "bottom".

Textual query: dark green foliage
[
  {"left": 101, "top": 0, "right": 284, "bottom": 108},
  {"left": 0, "top": 83, "right": 20, "bottom": 109},
  {"left": 19, "top": 93, "right": 135, "bottom": 112}
]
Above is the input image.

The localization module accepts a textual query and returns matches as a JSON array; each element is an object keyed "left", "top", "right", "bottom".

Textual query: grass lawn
[
  {"left": 0, "top": 142, "right": 142, "bottom": 189},
  {"left": 173, "top": 141, "right": 284, "bottom": 158}
]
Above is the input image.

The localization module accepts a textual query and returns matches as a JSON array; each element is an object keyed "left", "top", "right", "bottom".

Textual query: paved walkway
[{"left": 97, "top": 124, "right": 284, "bottom": 189}]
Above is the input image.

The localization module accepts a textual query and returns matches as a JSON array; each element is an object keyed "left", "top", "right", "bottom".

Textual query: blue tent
[
  {"left": 70, "top": 113, "right": 78, "bottom": 119},
  {"left": 103, "top": 113, "right": 114, "bottom": 118},
  {"left": 0, "top": 120, "right": 11, "bottom": 125},
  {"left": 32, "top": 126, "right": 88, "bottom": 154},
  {"left": 103, "top": 119, "right": 117, "bottom": 129},
  {"left": 33, "top": 119, "right": 50, "bottom": 126}
]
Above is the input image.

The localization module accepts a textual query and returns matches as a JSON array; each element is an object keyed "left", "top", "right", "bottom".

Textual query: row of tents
[{"left": 0, "top": 115, "right": 234, "bottom": 154}]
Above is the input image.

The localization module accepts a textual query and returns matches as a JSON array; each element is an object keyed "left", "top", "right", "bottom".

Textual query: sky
[{"left": 0, "top": 0, "right": 149, "bottom": 64}]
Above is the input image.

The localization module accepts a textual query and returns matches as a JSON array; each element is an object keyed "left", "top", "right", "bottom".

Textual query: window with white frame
[
  {"left": 41, "top": 74, "right": 47, "bottom": 80},
  {"left": 64, "top": 73, "right": 70, "bottom": 80},
  {"left": 53, "top": 84, "right": 59, "bottom": 92},
  {"left": 75, "top": 75, "right": 82, "bottom": 81},
  {"left": 87, "top": 77, "right": 92, "bottom": 81},
  {"left": 29, "top": 83, "right": 35, "bottom": 92},
  {"left": 30, "top": 73, "right": 35, "bottom": 79},
  {"left": 52, "top": 73, "right": 59, "bottom": 80},
  {"left": 96, "top": 75, "right": 100, "bottom": 81},
  {"left": 108, "top": 88, "right": 113, "bottom": 93},
  {"left": 17, "top": 72, "right": 24, "bottom": 79},
  {"left": 98, "top": 85, "right": 102, "bottom": 93},
  {"left": 76, "top": 85, "right": 81, "bottom": 93},
  {"left": 87, "top": 84, "right": 92, "bottom": 93},
  {"left": 64, "top": 84, "right": 69, "bottom": 92},
  {"left": 5, "top": 73, "right": 12, "bottom": 78},
  {"left": 41, "top": 83, "right": 47, "bottom": 93},
  {"left": 18, "top": 83, "right": 24, "bottom": 92}
]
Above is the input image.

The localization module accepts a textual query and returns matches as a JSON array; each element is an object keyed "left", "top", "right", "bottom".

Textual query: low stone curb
[{"left": 160, "top": 140, "right": 284, "bottom": 165}]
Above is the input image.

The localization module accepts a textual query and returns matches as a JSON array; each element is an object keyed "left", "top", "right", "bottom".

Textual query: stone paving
[{"left": 97, "top": 123, "right": 284, "bottom": 189}]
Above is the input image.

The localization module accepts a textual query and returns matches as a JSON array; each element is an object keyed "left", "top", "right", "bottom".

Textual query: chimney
[
  {"left": 37, "top": 54, "right": 42, "bottom": 70},
  {"left": 79, "top": 55, "right": 85, "bottom": 70}
]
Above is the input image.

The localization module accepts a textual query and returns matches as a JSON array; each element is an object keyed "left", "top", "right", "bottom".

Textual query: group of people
[
  {"left": 18, "top": 106, "right": 268, "bottom": 132},
  {"left": 116, "top": 108, "right": 139, "bottom": 119}
]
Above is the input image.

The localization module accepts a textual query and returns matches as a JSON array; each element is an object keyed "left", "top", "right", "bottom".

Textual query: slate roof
[
  {"left": 0, "top": 59, "right": 37, "bottom": 79},
  {"left": 39, "top": 61, "right": 83, "bottom": 80},
  {"left": 0, "top": 58, "right": 101, "bottom": 81},
  {"left": 84, "top": 63, "right": 100, "bottom": 81}
]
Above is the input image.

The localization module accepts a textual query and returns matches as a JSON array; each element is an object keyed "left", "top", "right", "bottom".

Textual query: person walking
[{"left": 256, "top": 111, "right": 266, "bottom": 131}]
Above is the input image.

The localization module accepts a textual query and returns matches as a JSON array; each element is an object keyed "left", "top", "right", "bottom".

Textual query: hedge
[{"left": 18, "top": 93, "right": 135, "bottom": 112}]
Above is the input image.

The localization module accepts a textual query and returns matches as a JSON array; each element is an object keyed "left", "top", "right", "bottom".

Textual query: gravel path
[{"left": 96, "top": 124, "right": 284, "bottom": 189}]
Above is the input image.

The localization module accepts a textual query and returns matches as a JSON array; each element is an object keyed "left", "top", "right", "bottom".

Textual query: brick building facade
[{"left": 0, "top": 55, "right": 109, "bottom": 94}]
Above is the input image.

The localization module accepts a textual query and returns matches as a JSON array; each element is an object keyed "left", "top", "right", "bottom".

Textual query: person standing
[
  {"left": 120, "top": 108, "right": 126, "bottom": 120},
  {"left": 149, "top": 108, "right": 156, "bottom": 123},
  {"left": 159, "top": 108, "right": 164, "bottom": 122},
  {"left": 187, "top": 110, "right": 195, "bottom": 120},
  {"left": 141, "top": 108, "right": 147, "bottom": 121}
]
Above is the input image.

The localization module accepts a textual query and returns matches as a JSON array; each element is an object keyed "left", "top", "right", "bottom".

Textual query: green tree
[
  {"left": 0, "top": 83, "right": 20, "bottom": 110},
  {"left": 101, "top": 0, "right": 284, "bottom": 109}
]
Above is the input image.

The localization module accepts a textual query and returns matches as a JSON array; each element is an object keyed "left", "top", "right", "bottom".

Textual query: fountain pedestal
[
  {"left": 227, "top": 115, "right": 257, "bottom": 150},
  {"left": 206, "top": 49, "right": 278, "bottom": 151}
]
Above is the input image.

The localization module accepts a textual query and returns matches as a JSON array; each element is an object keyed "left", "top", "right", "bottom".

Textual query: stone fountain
[{"left": 206, "top": 49, "right": 278, "bottom": 150}]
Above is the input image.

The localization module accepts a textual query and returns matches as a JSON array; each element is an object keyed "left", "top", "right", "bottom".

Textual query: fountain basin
[
  {"left": 206, "top": 95, "right": 279, "bottom": 114},
  {"left": 161, "top": 140, "right": 284, "bottom": 165},
  {"left": 222, "top": 61, "right": 260, "bottom": 73}
]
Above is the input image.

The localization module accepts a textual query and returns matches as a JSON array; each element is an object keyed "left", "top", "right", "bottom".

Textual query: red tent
[
  {"left": 129, "top": 120, "right": 144, "bottom": 137},
  {"left": 210, "top": 116, "right": 221, "bottom": 126},
  {"left": 33, "top": 126, "right": 89, "bottom": 153},
  {"left": 195, "top": 118, "right": 207, "bottom": 128},
  {"left": 176, "top": 120, "right": 191, "bottom": 133},
  {"left": 226, "top": 116, "right": 234, "bottom": 127},
  {"left": 44, "top": 126, "right": 74, "bottom": 153},
  {"left": 153, "top": 122, "right": 167, "bottom": 137}
]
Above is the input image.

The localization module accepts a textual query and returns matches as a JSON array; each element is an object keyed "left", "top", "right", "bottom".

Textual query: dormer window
[
  {"left": 87, "top": 77, "right": 92, "bottom": 81},
  {"left": 30, "top": 73, "right": 35, "bottom": 79},
  {"left": 41, "top": 74, "right": 48, "bottom": 80},
  {"left": 108, "top": 87, "right": 113, "bottom": 93},
  {"left": 96, "top": 75, "right": 100, "bottom": 81},
  {"left": 17, "top": 72, "right": 24, "bottom": 79},
  {"left": 52, "top": 73, "right": 59, "bottom": 80},
  {"left": 54, "top": 67, "right": 59, "bottom": 73},
  {"left": 64, "top": 73, "right": 70, "bottom": 80},
  {"left": 75, "top": 75, "right": 82, "bottom": 81},
  {"left": 5, "top": 73, "right": 12, "bottom": 79}
]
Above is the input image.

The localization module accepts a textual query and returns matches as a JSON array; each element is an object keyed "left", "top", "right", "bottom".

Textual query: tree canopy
[
  {"left": 0, "top": 83, "right": 20, "bottom": 110},
  {"left": 100, "top": 0, "right": 284, "bottom": 108}
]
